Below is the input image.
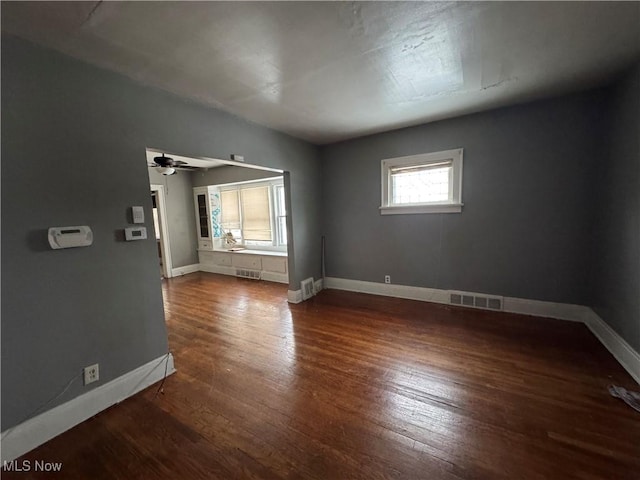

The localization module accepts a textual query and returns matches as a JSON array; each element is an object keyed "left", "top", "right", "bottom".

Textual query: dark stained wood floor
[{"left": 6, "top": 272, "right": 640, "bottom": 479}]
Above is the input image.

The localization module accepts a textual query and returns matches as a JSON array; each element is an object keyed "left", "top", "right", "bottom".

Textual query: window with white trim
[
  {"left": 274, "top": 184, "right": 287, "bottom": 246},
  {"left": 380, "top": 148, "right": 463, "bottom": 215},
  {"left": 219, "top": 178, "right": 287, "bottom": 250}
]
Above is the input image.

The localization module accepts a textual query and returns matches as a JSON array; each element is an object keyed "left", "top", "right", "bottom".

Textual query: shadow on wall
[{"left": 26, "top": 229, "right": 50, "bottom": 252}]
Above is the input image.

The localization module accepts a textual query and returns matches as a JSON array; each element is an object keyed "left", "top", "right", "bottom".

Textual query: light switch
[{"left": 131, "top": 206, "right": 144, "bottom": 224}]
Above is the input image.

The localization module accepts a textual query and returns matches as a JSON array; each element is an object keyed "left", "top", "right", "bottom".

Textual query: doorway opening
[{"left": 146, "top": 148, "right": 291, "bottom": 285}]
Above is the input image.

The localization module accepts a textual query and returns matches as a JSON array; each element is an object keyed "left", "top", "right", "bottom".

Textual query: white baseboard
[
  {"left": 502, "top": 297, "right": 586, "bottom": 322},
  {"left": 288, "top": 278, "right": 324, "bottom": 304},
  {"left": 324, "top": 277, "right": 451, "bottom": 306},
  {"left": 171, "top": 264, "right": 200, "bottom": 277},
  {"left": 1, "top": 353, "right": 176, "bottom": 462},
  {"left": 288, "top": 289, "right": 303, "bottom": 304},
  {"left": 583, "top": 309, "right": 640, "bottom": 385},
  {"left": 324, "top": 277, "right": 585, "bottom": 321},
  {"left": 323, "top": 277, "right": 639, "bottom": 385}
]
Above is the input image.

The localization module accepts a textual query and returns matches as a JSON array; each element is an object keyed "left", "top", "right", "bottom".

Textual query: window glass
[
  {"left": 390, "top": 162, "right": 452, "bottom": 205},
  {"left": 381, "top": 149, "right": 463, "bottom": 215},
  {"left": 218, "top": 179, "right": 286, "bottom": 250},
  {"left": 241, "top": 186, "right": 272, "bottom": 242}
]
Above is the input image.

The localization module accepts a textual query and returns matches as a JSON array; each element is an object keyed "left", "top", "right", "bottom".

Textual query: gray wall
[
  {"left": 1, "top": 36, "right": 321, "bottom": 430},
  {"left": 148, "top": 167, "right": 199, "bottom": 268},
  {"left": 593, "top": 65, "right": 640, "bottom": 352},
  {"left": 320, "top": 91, "right": 607, "bottom": 305}
]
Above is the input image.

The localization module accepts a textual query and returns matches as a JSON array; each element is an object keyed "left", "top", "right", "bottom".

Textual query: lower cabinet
[
  {"left": 199, "top": 250, "right": 288, "bottom": 284},
  {"left": 232, "top": 254, "right": 261, "bottom": 270},
  {"left": 262, "top": 256, "right": 287, "bottom": 274}
]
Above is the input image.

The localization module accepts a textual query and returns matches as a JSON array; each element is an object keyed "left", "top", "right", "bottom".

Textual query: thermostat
[
  {"left": 125, "top": 226, "right": 147, "bottom": 241},
  {"left": 48, "top": 226, "right": 93, "bottom": 249}
]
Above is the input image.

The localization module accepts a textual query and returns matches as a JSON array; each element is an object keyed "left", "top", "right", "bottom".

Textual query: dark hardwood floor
[{"left": 6, "top": 272, "right": 639, "bottom": 479}]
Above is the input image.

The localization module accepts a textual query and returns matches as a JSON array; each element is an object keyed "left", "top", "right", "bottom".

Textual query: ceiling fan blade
[{"left": 153, "top": 154, "right": 174, "bottom": 167}]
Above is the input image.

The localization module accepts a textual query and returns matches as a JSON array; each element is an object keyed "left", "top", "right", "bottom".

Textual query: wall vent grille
[
  {"left": 235, "top": 268, "right": 261, "bottom": 280},
  {"left": 301, "top": 277, "right": 316, "bottom": 301},
  {"left": 449, "top": 291, "right": 503, "bottom": 311}
]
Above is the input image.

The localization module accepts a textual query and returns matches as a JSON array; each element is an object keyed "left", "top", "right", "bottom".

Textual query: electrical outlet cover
[{"left": 83, "top": 363, "right": 99, "bottom": 385}]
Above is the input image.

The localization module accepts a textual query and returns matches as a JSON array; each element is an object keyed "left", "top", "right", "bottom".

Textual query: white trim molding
[
  {"left": 288, "top": 289, "right": 303, "bottom": 304},
  {"left": 380, "top": 203, "right": 463, "bottom": 215},
  {"left": 380, "top": 148, "right": 464, "bottom": 216},
  {"left": 324, "top": 277, "right": 586, "bottom": 321},
  {"left": 323, "top": 277, "right": 639, "bottom": 384},
  {"left": 150, "top": 184, "right": 173, "bottom": 278},
  {"left": 288, "top": 278, "right": 324, "bottom": 304},
  {"left": 324, "top": 277, "right": 450, "bottom": 305},
  {"left": 502, "top": 297, "right": 586, "bottom": 322},
  {"left": 583, "top": 309, "right": 640, "bottom": 385},
  {"left": 171, "top": 264, "right": 200, "bottom": 277},
  {"left": 1, "top": 353, "right": 176, "bottom": 463}
]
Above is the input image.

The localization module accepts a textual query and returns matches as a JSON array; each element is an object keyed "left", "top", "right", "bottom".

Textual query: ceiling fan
[{"left": 148, "top": 153, "right": 189, "bottom": 175}]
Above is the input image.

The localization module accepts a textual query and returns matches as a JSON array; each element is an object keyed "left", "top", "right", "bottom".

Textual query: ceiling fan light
[{"left": 159, "top": 167, "right": 176, "bottom": 176}]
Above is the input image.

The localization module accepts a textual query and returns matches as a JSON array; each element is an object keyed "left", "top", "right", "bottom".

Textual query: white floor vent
[
  {"left": 301, "top": 277, "right": 316, "bottom": 301},
  {"left": 235, "top": 268, "right": 261, "bottom": 280},
  {"left": 449, "top": 291, "right": 503, "bottom": 311}
]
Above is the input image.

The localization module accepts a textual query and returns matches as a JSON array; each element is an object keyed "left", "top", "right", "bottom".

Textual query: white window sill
[
  {"left": 379, "top": 203, "right": 463, "bottom": 215},
  {"left": 213, "top": 248, "right": 288, "bottom": 257}
]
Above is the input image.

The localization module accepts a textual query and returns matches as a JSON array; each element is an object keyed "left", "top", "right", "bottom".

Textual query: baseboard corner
[
  {"left": 287, "top": 289, "right": 303, "bottom": 304},
  {"left": 171, "top": 264, "right": 200, "bottom": 277},
  {"left": 1, "top": 353, "right": 176, "bottom": 463},
  {"left": 582, "top": 308, "right": 640, "bottom": 385}
]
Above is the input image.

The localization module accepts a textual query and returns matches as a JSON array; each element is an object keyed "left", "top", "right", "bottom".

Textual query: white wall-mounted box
[
  {"left": 131, "top": 206, "right": 145, "bottom": 224},
  {"left": 124, "top": 226, "right": 147, "bottom": 241},
  {"left": 48, "top": 226, "right": 93, "bottom": 249}
]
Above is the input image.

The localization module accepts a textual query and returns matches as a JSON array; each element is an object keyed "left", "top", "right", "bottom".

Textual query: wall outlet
[
  {"left": 384, "top": 275, "right": 391, "bottom": 284},
  {"left": 83, "top": 363, "right": 99, "bottom": 385}
]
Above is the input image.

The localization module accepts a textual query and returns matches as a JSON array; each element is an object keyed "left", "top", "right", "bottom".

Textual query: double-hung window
[
  {"left": 380, "top": 148, "right": 463, "bottom": 214},
  {"left": 219, "top": 178, "right": 287, "bottom": 250}
]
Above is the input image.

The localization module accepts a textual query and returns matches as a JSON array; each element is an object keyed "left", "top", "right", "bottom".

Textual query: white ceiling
[{"left": 2, "top": 1, "right": 639, "bottom": 144}]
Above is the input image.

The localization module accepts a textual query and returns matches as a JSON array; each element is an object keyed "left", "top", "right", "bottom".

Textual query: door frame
[{"left": 151, "top": 184, "right": 173, "bottom": 278}]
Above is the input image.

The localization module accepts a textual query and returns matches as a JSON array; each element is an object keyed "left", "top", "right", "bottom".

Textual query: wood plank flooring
[{"left": 5, "top": 272, "right": 639, "bottom": 479}]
